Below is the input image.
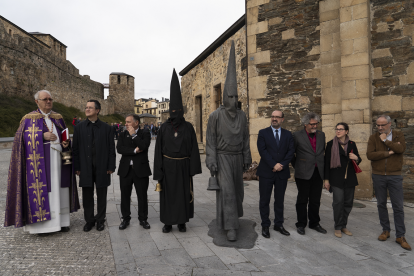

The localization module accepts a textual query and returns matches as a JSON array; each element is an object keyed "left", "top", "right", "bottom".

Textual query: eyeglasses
[
  {"left": 85, "top": 107, "right": 95, "bottom": 110},
  {"left": 38, "top": 98, "right": 53, "bottom": 102},
  {"left": 376, "top": 123, "right": 389, "bottom": 127},
  {"left": 335, "top": 128, "right": 345, "bottom": 131},
  {"left": 308, "top": 123, "right": 319, "bottom": 127},
  {"left": 271, "top": 116, "right": 283, "bottom": 119}
]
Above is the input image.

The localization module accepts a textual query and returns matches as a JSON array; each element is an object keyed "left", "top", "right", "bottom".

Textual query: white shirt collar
[
  {"left": 39, "top": 109, "right": 51, "bottom": 116},
  {"left": 271, "top": 125, "right": 281, "bottom": 132}
]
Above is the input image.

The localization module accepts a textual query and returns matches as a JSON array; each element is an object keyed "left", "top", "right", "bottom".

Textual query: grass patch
[{"left": 0, "top": 94, "right": 125, "bottom": 137}]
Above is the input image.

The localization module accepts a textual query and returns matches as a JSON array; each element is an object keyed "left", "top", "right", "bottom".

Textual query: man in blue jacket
[{"left": 257, "top": 110, "right": 295, "bottom": 238}]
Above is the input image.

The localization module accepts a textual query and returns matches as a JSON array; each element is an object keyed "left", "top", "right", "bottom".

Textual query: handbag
[{"left": 350, "top": 149, "right": 362, "bottom": 174}]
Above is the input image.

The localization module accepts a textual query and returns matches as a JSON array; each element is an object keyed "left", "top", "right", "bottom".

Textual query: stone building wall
[
  {"left": 248, "top": 0, "right": 321, "bottom": 163},
  {"left": 370, "top": 0, "right": 414, "bottom": 200},
  {"left": 316, "top": 0, "right": 374, "bottom": 198},
  {"left": 0, "top": 17, "right": 121, "bottom": 116},
  {"left": 180, "top": 0, "right": 414, "bottom": 200},
  {"left": 180, "top": 27, "right": 247, "bottom": 145}
]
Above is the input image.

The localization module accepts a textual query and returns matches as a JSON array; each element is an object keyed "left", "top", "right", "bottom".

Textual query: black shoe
[
  {"left": 140, "top": 220, "right": 151, "bottom": 229},
  {"left": 274, "top": 225, "right": 290, "bottom": 236},
  {"left": 60, "top": 227, "right": 70, "bottom": 232},
  {"left": 297, "top": 227, "right": 305, "bottom": 235},
  {"left": 262, "top": 227, "right": 270, "bottom": 238},
  {"left": 119, "top": 220, "right": 130, "bottom": 230},
  {"left": 96, "top": 221, "right": 105, "bottom": 231},
  {"left": 162, "top": 225, "right": 172, "bottom": 233},
  {"left": 310, "top": 224, "right": 327, "bottom": 234},
  {"left": 83, "top": 222, "right": 95, "bottom": 232},
  {"left": 178, "top": 224, "right": 186, "bottom": 232}
]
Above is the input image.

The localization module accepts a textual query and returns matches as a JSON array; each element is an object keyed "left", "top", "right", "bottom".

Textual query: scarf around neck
[{"left": 330, "top": 135, "right": 349, "bottom": 169}]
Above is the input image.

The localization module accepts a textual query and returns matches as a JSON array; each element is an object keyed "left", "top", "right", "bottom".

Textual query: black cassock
[{"left": 153, "top": 120, "right": 202, "bottom": 225}]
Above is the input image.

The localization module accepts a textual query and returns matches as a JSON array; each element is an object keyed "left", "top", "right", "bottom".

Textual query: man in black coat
[
  {"left": 73, "top": 100, "right": 116, "bottom": 232},
  {"left": 117, "top": 114, "right": 152, "bottom": 230}
]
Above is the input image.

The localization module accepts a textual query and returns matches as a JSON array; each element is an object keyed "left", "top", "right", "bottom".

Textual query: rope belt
[
  {"left": 162, "top": 155, "right": 193, "bottom": 203},
  {"left": 163, "top": 155, "right": 190, "bottom": 160}
]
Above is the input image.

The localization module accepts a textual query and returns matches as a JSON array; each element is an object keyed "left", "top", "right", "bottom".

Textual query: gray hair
[
  {"left": 301, "top": 112, "right": 320, "bottom": 125},
  {"left": 376, "top": 115, "right": 391, "bottom": 123},
  {"left": 126, "top": 114, "right": 140, "bottom": 122},
  {"left": 34, "top": 90, "right": 52, "bottom": 100}
]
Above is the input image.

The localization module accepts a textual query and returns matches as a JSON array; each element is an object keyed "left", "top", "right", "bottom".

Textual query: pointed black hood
[
  {"left": 169, "top": 69, "right": 183, "bottom": 111},
  {"left": 223, "top": 41, "right": 238, "bottom": 118},
  {"left": 169, "top": 69, "right": 184, "bottom": 127}
]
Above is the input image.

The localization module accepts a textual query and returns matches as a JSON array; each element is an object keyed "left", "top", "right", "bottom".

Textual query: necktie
[{"left": 275, "top": 129, "right": 279, "bottom": 147}]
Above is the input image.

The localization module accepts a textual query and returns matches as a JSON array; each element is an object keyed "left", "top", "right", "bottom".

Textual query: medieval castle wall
[{"left": 0, "top": 16, "right": 133, "bottom": 116}]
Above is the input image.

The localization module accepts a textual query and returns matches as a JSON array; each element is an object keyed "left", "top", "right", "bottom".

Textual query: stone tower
[{"left": 109, "top": 72, "right": 135, "bottom": 115}]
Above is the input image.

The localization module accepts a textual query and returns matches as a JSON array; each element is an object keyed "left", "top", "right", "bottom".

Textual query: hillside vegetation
[{"left": 0, "top": 94, "right": 125, "bottom": 137}]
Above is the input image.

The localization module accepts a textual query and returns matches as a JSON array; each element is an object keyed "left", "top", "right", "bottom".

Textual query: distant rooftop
[
  {"left": 103, "top": 83, "right": 109, "bottom": 88},
  {"left": 110, "top": 72, "right": 134, "bottom": 78},
  {"left": 28, "top": 31, "right": 67, "bottom": 47},
  {"left": 140, "top": 113, "right": 156, "bottom": 118}
]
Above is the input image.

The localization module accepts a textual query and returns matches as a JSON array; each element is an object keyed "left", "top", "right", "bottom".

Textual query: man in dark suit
[
  {"left": 257, "top": 110, "right": 295, "bottom": 238},
  {"left": 292, "top": 112, "right": 327, "bottom": 235},
  {"left": 117, "top": 114, "right": 152, "bottom": 230},
  {"left": 73, "top": 100, "right": 116, "bottom": 232}
]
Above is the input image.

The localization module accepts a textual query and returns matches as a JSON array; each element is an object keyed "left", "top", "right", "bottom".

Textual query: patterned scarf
[{"left": 330, "top": 135, "right": 349, "bottom": 169}]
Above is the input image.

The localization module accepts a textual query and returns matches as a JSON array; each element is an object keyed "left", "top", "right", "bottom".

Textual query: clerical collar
[{"left": 87, "top": 118, "right": 100, "bottom": 126}]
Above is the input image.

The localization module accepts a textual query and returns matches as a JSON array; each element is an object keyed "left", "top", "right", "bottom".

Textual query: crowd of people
[{"left": 4, "top": 86, "right": 411, "bottom": 253}]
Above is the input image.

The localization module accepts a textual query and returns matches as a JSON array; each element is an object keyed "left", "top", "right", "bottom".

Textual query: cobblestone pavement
[
  {"left": 0, "top": 148, "right": 116, "bottom": 276},
  {"left": 2, "top": 142, "right": 414, "bottom": 275}
]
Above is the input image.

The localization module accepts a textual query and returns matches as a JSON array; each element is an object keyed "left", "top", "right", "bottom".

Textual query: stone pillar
[
  {"left": 320, "top": 0, "right": 342, "bottom": 140},
  {"left": 246, "top": 0, "right": 270, "bottom": 163},
  {"left": 339, "top": 0, "right": 372, "bottom": 198}
]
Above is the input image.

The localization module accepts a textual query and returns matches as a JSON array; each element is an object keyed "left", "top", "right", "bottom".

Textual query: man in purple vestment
[{"left": 4, "top": 90, "right": 80, "bottom": 233}]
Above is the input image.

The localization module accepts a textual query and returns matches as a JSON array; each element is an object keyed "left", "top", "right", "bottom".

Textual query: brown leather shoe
[
  {"left": 334, "top": 230, "right": 342, "bottom": 238},
  {"left": 378, "top": 230, "right": 390, "bottom": 241},
  {"left": 341, "top": 228, "right": 352, "bottom": 236},
  {"left": 396, "top": 237, "right": 412, "bottom": 251}
]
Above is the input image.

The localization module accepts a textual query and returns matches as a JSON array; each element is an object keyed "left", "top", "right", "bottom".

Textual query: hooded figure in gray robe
[{"left": 206, "top": 41, "right": 252, "bottom": 241}]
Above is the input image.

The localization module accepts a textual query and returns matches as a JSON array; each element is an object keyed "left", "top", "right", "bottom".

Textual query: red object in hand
[
  {"left": 62, "top": 128, "right": 69, "bottom": 142},
  {"left": 350, "top": 149, "right": 362, "bottom": 174}
]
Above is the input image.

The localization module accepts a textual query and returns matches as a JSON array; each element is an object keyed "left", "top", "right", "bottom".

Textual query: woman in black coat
[{"left": 324, "top": 122, "right": 361, "bottom": 238}]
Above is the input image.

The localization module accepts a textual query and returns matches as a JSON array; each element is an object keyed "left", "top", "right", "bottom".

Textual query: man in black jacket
[
  {"left": 73, "top": 100, "right": 116, "bottom": 232},
  {"left": 117, "top": 114, "right": 152, "bottom": 230}
]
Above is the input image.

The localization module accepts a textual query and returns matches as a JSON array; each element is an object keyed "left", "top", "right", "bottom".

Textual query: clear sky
[{"left": 1, "top": 0, "right": 245, "bottom": 100}]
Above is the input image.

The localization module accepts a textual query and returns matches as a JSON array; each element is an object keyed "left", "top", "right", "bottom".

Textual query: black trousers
[
  {"left": 332, "top": 186, "right": 355, "bottom": 230},
  {"left": 295, "top": 167, "right": 323, "bottom": 228},
  {"left": 82, "top": 184, "right": 108, "bottom": 224},
  {"left": 259, "top": 175, "right": 288, "bottom": 228},
  {"left": 120, "top": 166, "right": 149, "bottom": 222}
]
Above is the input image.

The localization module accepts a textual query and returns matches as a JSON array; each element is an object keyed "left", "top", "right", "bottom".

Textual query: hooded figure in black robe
[
  {"left": 206, "top": 41, "right": 252, "bottom": 241},
  {"left": 153, "top": 69, "right": 202, "bottom": 233}
]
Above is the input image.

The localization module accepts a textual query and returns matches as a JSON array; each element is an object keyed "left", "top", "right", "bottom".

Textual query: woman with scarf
[{"left": 324, "top": 122, "right": 361, "bottom": 238}]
